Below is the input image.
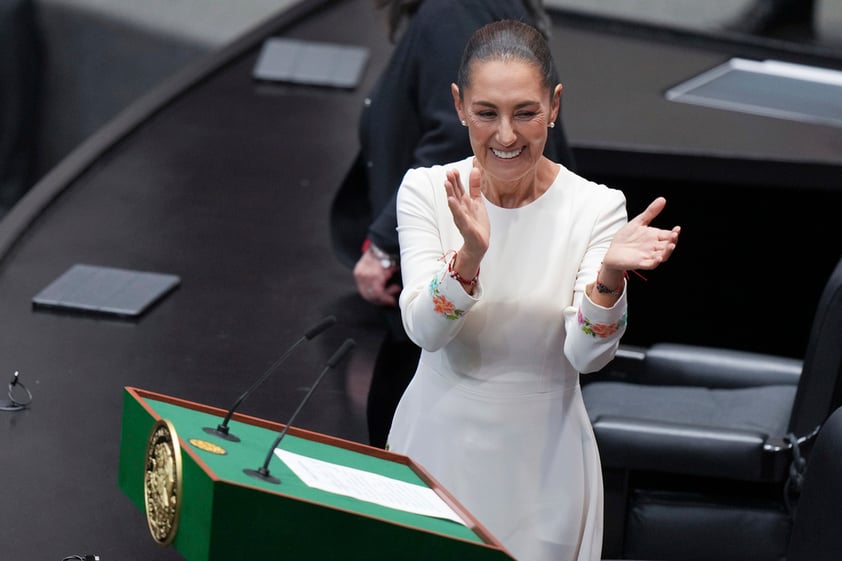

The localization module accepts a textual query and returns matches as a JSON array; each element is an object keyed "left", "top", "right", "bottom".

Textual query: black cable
[
  {"left": 784, "top": 432, "right": 807, "bottom": 516},
  {"left": 1, "top": 371, "right": 33, "bottom": 412}
]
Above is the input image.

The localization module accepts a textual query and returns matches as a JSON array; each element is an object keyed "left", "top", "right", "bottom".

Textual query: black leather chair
[
  {"left": 583, "top": 255, "right": 842, "bottom": 560},
  {"left": 607, "top": 404, "right": 842, "bottom": 561},
  {"left": 779, "top": 404, "right": 842, "bottom": 561}
]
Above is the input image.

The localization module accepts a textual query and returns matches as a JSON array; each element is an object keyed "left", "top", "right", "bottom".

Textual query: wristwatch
[{"left": 362, "top": 239, "right": 397, "bottom": 269}]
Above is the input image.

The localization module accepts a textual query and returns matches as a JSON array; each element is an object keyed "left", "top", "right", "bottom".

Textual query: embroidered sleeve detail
[
  {"left": 578, "top": 308, "right": 627, "bottom": 338},
  {"left": 429, "top": 276, "right": 466, "bottom": 320}
]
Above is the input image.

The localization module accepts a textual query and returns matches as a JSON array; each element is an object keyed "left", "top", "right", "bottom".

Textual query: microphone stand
[
  {"left": 245, "top": 338, "right": 355, "bottom": 484},
  {"left": 203, "top": 316, "right": 336, "bottom": 442}
]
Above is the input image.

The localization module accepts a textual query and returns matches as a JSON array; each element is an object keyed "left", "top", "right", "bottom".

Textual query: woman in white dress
[{"left": 388, "top": 20, "right": 681, "bottom": 561}]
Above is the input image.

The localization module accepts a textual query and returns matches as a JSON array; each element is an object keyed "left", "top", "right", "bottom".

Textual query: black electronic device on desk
[
  {"left": 252, "top": 37, "right": 369, "bottom": 89},
  {"left": 32, "top": 264, "right": 180, "bottom": 319}
]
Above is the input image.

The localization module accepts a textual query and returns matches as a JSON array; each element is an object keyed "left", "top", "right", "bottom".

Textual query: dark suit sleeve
[
  {"left": 407, "top": 9, "right": 480, "bottom": 168},
  {"left": 367, "top": 9, "right": 479, "bottom": 254}
]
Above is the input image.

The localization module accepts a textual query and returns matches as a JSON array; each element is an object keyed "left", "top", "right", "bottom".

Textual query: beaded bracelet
[
  {"left": 448, "top": 252, "right": 479, "bottom": 288},
  {"left": 594, "top": 281, "right": 623, "bottom": 296},
  {"left": 593, "top": 268, "right": 627, "bottom": 297}
]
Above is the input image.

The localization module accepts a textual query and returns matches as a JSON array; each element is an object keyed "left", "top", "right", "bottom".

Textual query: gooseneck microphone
[
  {"left": 244, "top": 338, "right": 355, "bottom": 484},
  {"left": 203, "top": 315, "right": 337, "bottom": 442}
]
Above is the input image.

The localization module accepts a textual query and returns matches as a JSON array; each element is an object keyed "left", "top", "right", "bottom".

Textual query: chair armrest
[
  {"left": 584, "top": 345, "right": 647, "bottom": 384},
  {"left": 592, "top": 415, "right": 776, "bottom": 480},
  {"left": 639, "top": 343, "right": 802, "bottom": 388}
]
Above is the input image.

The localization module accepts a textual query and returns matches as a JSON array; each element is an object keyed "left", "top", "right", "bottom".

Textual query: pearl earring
[
  {"left": 549, "top": 122, "right": 555, "bottom": 128},
  {"left": 461, "top": 120, "right": 466, "bottom": 126}
]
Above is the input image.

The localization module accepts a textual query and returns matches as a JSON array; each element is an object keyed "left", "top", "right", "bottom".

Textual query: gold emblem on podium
[
  {"left": 189, "top": 437, "right": 227, "bottom": 455},
  {"left": 144, "top": 418, "right": 183, "bottom": 545}
]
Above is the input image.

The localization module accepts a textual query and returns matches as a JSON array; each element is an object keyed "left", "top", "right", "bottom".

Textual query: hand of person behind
[{"left": 354, "top": 251, "right": 401, "bottom": 306}]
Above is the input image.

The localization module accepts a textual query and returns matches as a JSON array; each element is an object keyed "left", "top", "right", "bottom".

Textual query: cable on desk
[{"left": 1, "top": 370, "right": 33, "bottom": 412}]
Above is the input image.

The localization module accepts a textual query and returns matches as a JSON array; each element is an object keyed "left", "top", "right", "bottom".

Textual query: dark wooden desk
[
  {"left": 549, "top": 12, "right": 842, "bottom": 358},
  {"left": 0, "top": 2, "right": 387, "bottom": 560},
  {"left": 1, "top": 2, "right": 840, "bottom": 560}
]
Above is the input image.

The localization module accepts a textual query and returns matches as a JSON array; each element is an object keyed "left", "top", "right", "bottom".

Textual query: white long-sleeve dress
[{"left": 389, "top": 156, "right": 629, "bottom": 561}]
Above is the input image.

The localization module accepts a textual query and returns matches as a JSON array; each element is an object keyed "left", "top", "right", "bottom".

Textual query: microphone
[
  {"left": 244, "top": 338, "right": 356, "bottom": 484},
  {"left": 203, "top": 315, "right": 337, "bottom": 442},
  {"left": 1, "top": 371, "right": 33, "bottom": 412}
]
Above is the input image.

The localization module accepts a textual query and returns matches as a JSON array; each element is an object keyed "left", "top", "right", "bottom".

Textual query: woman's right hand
[{"left": 444, "top": 167, "right": 489, "bottom": 273}]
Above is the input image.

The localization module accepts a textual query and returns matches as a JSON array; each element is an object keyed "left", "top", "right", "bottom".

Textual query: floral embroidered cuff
[
  {"left": 578, "top": 309, "right": 628, "bottom": 338},
  {"left": 430, "top": 276, "right": 465, "bottom": 320},
  {"left": 428, "top": 261, "right": 480, "bottom": 321}
]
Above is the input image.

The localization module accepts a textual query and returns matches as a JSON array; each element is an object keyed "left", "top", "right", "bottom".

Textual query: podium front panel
[{"left": 119, "top": 387, "right": 515, "bottom": 561}]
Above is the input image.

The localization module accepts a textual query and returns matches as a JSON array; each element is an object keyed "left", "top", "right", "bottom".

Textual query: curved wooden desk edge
[
  {"left": 572, "top": 144, "right": 842, "bottom": 191},
  {"left": 0, "top": 0, "right": 329, "bottom": 266},
  {"left": 547, "top": 6, "right": 842, "bottom": 65}
]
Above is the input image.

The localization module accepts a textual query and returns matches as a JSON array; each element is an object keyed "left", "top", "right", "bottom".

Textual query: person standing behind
[
  {"left": 330, "top": 0, "right": 575, "bottom": 449},
  {"left": 727, "top": 0, "right": 815, "bottom": 36},
  {"left": 390, "top": 20, "right": 680, "bottom": 561}
]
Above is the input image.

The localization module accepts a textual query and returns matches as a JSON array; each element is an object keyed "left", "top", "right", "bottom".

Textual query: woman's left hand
[{"left": 603, "top": 196, "right": 681, "bottom": 272}]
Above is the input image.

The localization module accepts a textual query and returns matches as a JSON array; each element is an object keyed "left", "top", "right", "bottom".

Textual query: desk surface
[
  {"left": 1, "top": 2, "right": 841, "bottom": 560},
  {"left": 554, "top": 16, "right": 842, "bottom": 170}
]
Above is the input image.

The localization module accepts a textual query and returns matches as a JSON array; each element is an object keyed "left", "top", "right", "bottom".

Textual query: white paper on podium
[{"left": 274, "top": 449, "right": 465, "bottom": 525}]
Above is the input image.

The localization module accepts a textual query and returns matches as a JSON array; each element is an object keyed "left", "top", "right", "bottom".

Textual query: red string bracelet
[
  {"left": 629, "top": 269, "right": 648, "bottom": 281},
  {"left": 448, "top": 252, "right": 479, "bottom": 288}
]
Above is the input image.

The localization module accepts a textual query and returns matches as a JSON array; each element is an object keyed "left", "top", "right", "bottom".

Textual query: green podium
[{"left": 118, "top": 387, "right": 515, "bottom": 561}]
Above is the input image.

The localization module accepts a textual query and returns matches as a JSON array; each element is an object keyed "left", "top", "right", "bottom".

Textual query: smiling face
[{"left": 452, "top": 59, "right": 561, "bottom": 189}]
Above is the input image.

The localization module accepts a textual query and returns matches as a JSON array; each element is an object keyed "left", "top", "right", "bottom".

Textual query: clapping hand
[
  {"left": 444, "top": 166, "right": 490, "bottom": 263},
  {"left": 603, "top": 197, "right": 681, "bottom": 273}
]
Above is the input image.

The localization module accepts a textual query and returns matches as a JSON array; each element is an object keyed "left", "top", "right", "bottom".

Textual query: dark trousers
[{"left": 366, "top": 328, "right": 421, "bottom": 448}]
